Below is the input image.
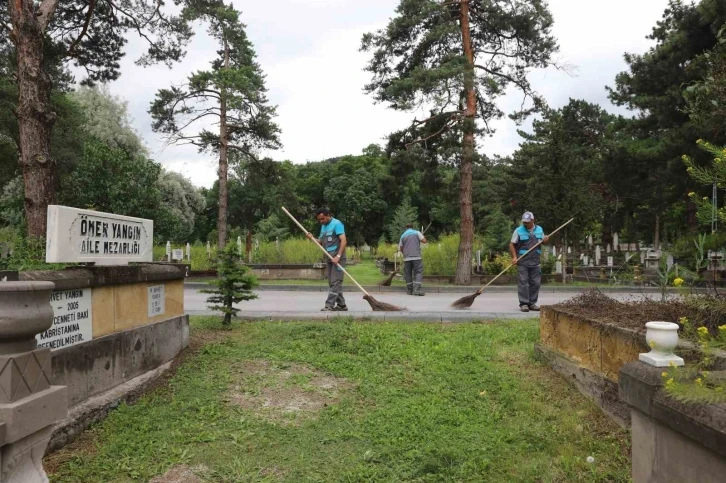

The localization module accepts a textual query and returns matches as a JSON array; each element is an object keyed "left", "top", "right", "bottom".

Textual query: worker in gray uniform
[
  {"left": 399, "top": 223, "right": 428, "bottom": 296},
  {"left": 509, "top": 211, "right": 549, "bottom": 312}
]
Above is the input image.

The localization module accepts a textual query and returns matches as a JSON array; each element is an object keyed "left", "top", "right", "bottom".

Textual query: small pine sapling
[{"left": 202, "top": 242, "right": 258, "bottom": 326}]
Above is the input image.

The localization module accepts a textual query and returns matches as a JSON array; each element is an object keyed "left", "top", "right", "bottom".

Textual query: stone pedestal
[{"left": 0, "top": 282, "right": 67, "bottom": 482}]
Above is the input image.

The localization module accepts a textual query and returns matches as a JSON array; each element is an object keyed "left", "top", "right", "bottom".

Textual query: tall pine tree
[
  {"left": 361, "top": 0, "right": 559, "bottom": 284},
  {"left": 150, "top": 1, "right": 280, "bottom": 249}
]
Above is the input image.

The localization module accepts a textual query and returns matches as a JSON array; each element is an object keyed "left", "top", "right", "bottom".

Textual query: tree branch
[
  {"left": 474, "top": 64, "right": 528, "bottom": 92},
  {"left": 412, "top": 110, "right": 465, "bottom": 126},
  {"left": 405, "top": 112, "right": 464, "bottom": 149},
  {"left": 106, "top": 0, "right": 157, "bottom": 49},
  {"left": 175, "top": 111, "right": 219, "bottom": 134},
  {"left": 37, "top": 0, "right": 60, "bottom": 31},
  {"left": 66, "top": 0, "right": 97, "bottom": 57}
]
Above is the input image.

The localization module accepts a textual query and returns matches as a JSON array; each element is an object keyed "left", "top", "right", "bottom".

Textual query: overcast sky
[{"left": 100, "top": 0, "right": 672, "bottom": 188}]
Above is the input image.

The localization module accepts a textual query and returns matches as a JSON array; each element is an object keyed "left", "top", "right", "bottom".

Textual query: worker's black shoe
[
  {"left": 520, "top": 305, "right": 530, "bottom": 313},
  {"left": 321, "top": 306, "right": 335, "bottom": 312},
  {"left": 529, "top": 304, "right": 540, "bottom": 311},
  {"left": 334, "top": 305, "right": 348, "bottom": 312}
]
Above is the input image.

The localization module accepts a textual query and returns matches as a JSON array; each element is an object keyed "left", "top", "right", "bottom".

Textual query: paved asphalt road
[{"left": 184, "top": 286, "right": 647, "bottom": 322}]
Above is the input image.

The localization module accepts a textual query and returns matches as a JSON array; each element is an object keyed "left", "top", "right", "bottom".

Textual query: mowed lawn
[{"left": 47, "top": 318, "right": 630, "bottom": 482}]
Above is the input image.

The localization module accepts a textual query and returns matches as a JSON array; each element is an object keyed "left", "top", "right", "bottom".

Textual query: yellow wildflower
[
  {"left": 679, "top": 316, "right": 689, "bottom": 325},
  {"left": 718, "top": 324, "right": 726, "bottom": 332},
  {"left": 698, "top": 326, "right": 709, "bottom": 336},
  {"left": 695, "top": 378, "right": 703, "bottom": 386},
  {"left": 649, "top": 340, "right": 656, "bottom": 348},
  {"left": 673, "top": 277, "right": 685, "bottom": 287},
  {"left": 662, "top": 372, "right": 668, "bottom": 378},
  {"left": 688, "top": 192, "right": 696, "bottom": 197}
]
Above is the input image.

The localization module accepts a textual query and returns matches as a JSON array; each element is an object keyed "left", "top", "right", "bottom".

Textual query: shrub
[
  {"left": 376, "top": 243, "right": 398, "bottom": 261},
  {"left": 541, "top": 253, "right": 556, "bottom": 275},
  {"left": 0, "top": 228, "right": 68, "bottom": 271},
  {"left": 482, "top": 253, "right": 516, "bottom": 276}
]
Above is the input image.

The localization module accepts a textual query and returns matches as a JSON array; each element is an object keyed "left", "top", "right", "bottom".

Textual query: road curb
[
  {"left": 184, "top": 281, "right": 692, "bottom": 295},
  {"left": 185, "top": 310, "right": 536, "bottom": 323}
]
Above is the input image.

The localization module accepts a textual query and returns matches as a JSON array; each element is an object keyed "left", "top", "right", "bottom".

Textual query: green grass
[{"left": 47, "top": 317, "right": 629, "bottom": 482}]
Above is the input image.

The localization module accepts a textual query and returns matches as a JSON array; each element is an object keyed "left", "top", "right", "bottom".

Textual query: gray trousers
[
  {"left": 325, "top": 258, "right": 346, "bottom": 308},
  {"left": 404, "top": 260, "right": 424, "bottom": 291},
  {"left": 517, "top": 262, "right": 541, "bottom": 307}
]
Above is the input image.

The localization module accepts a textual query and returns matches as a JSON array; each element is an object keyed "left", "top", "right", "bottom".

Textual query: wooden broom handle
[
  {"left": 476, "top": 218, "right": 574, "bottom": 294},
  {"left": 281, "top": 207, "right": 370, "bottom": 297}
]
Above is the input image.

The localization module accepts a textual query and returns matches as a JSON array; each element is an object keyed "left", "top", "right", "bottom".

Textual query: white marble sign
[
  {"left": 608, "top": 257, "right": 614, "bottom": 267},
  {"left": 46, "top": 206, "right": 153, "bottom": 265},
  {"left": 172, "top": 249, "right": 183, "bottom": 261},
  {"left": 37, "top": 288, "right": 93, "bottom": 350},
  {"left": 148, "top": 285, "right": 165, "bottom": 317}
]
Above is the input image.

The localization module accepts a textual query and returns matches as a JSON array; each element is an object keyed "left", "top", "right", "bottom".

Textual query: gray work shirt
[{"left": 399, "top": 229, "right": 425, "bottom": 261}]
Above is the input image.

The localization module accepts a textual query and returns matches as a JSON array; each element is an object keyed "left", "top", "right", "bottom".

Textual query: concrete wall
[
  {"left": 248, "top": 264, "right": 326, "bottom": 280},
  {"left": 91, "top": 280, "right": 184, "bottom": 337},
  {"left": 620, "top": 362, "right": 726, "bottom": 483},
  {"left": 539, "top": 308, "right": 726, "bottom": 430},
  {"left": 540, "top": 308, "right": 648, "bottom": 382},
  {"left": 52, "top": 315, "right": 188, "bottom": 406},
  {"left": 20, "top": 264, "right": 188, "bottom": 406}
]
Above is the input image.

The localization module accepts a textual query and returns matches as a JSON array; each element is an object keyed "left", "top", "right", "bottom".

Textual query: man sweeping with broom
[
  {"left": 399, "top": 223, "right": 428, "bottom": 296},
  {"left": 307, "top": 208, "right": 348, "bottom": 312},
  {"left": 509, "top": 211, "right": 549, "bottom": 312}
]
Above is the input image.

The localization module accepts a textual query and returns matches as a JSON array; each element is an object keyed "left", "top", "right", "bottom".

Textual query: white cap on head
[{"left": 522, "top": 211, "right": 534, "bottom": 222}]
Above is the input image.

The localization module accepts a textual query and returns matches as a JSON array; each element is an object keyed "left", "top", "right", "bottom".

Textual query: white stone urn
[{"left": 639, "top": 321, "right": 685, "bottom": 367}]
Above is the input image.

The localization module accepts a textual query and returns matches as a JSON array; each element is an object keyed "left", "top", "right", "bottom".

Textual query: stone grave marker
[{"left": 45, "top": 205, "right": 153, "bottom": 265}]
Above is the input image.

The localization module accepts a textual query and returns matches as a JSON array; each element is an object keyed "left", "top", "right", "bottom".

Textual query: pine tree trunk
[
  {"left": 9, "top": 0, "right": 58, "bottom": 237},
  {"left": 455, "top": 0, "right": 476, "bottom": 285},
  {"left": 217, "top": 39, "right": 230, "bottom": 250}
]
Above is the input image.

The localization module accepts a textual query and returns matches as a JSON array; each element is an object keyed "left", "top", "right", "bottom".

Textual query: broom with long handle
[
  {"left": 379, "top": 222, "right": 433, "bottom": 286},
  {"left": 451, "top": 218, "right": 574, "bottom": 309},
  {"left": 281, "top": 207, "right": 405, "bottom": 312}
]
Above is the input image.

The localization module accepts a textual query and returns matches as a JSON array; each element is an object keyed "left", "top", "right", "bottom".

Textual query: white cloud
[{"left": 93, "top": 0, "right": 671, "bottom": 187}]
